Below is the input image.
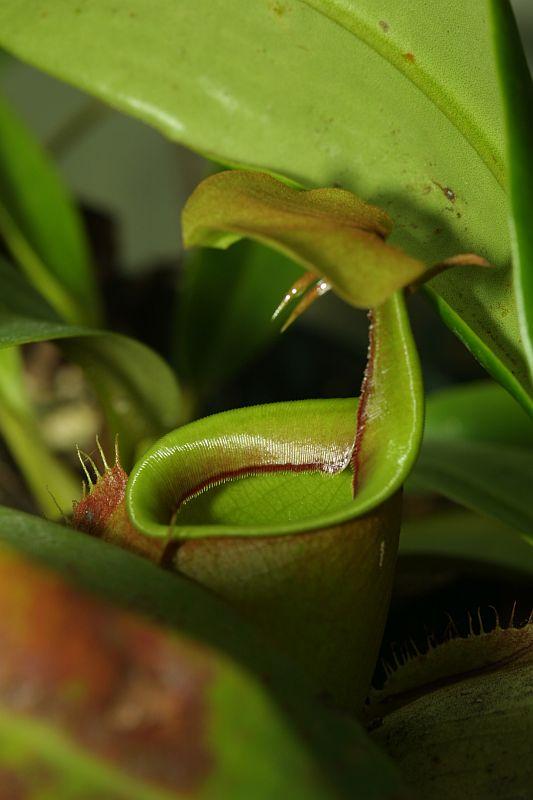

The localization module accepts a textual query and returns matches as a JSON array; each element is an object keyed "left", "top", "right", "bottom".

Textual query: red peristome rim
[
  {"left": 352, "top": 309, "right": 376, "bottom": 496},
  {"left": 173, "top": 459, "right": 340, "bottom": 515}
]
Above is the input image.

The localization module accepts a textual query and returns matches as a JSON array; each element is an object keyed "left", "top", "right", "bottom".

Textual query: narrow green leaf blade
[
  {"left": 0, "top": 92, "right": 100, "bottom": 326},
  {"left": 411, "top": 441, "right": 533, "bottom": 536},
  {"left": 489, "top": 0, "right": 533, "bottom": 381},
  {"left": 0, "top": 257, "right": 181, "bottom": 465},
  {"left": 63, "top": 334, "right": 181, "bottom": 466},
  {"left": 400, "top": 508, "right": 533, "bottom": 578},
  {"left": 0, "top": 347, "right": 79, "bottom": 516},
  {"left": 410, "top": 381, "right": 533, "bottom": 538}
]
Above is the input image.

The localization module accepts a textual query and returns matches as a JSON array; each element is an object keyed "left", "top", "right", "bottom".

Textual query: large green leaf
[
  {"left": 0, "top": 1, "right": 529, "bottom": 409},
  {"left": 489, "top": 0, "right": 533, "bottom": 382},
  {"left": 409, "top": 381, "right": 533, "bottom": 539},
  {"left": 0, "top": 256, "right": 181, "bottom": 465},
  {"left": 0, "top": 92, "right": 100, "bottom": 326},
  {"left": 175, "top": 240, "right": 301, "bottom": 404},
  {"left": 0, "top": 506, "right": 407, "bottom": 799}
]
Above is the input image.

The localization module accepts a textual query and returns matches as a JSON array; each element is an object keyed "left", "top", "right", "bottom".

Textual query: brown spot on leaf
[
  {"left": 404, "top": 52, "right": 415, "bottom": 63},
  {"left": 271, "top": 1, "right": 286, "bottom": 16},
  {"left": 0, "top": 763, "right": 65, "bottom": 799},
  {"left": 379, "top": 20, "right": 390, "bottom": 32},
  {"left": 432, "top": 180, "right": 456, "bottom": 203},
  {"left": 0, "top": 549, "right": 214, "bottom": 793},
  {"left": 0, "top": 769, "right": 28, "bottom": 800}
]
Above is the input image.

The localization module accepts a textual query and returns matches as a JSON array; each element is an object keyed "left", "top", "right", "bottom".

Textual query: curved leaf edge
[{"left": 423, "top": 284, "right": 533, "bottom": 417}]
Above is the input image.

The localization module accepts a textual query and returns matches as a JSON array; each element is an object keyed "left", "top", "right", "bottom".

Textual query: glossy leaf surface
[
  {"left": 127, "top": 395, "right": 408, "bottom": 708},
  {"left": 183, "top": 170, "right": 427, "bottom": 309},
  {"left": 128, "top": 293, "right": 422, "bottom": 538},
  {"left": 0, "top": 507, "right": 407, "bottom": 799},
  {"left": 489, "top": 0, "right": 533, "bottom": 381},
  {"left": 0, "top": 92, "right": 100, "bottom": 326},
  {"left": 129, "top": 397, "right": 362, "bottom": 538},
  {"left": 0, "top": 257, "right": 180, "bottom": 465},
  {"left": 0, "top": 1, "right": 529, "bottom": 408}
]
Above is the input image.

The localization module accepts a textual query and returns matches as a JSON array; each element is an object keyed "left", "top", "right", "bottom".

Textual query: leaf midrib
[{"left": 301, "top": 0, "right": 505, "bottom": 189}]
